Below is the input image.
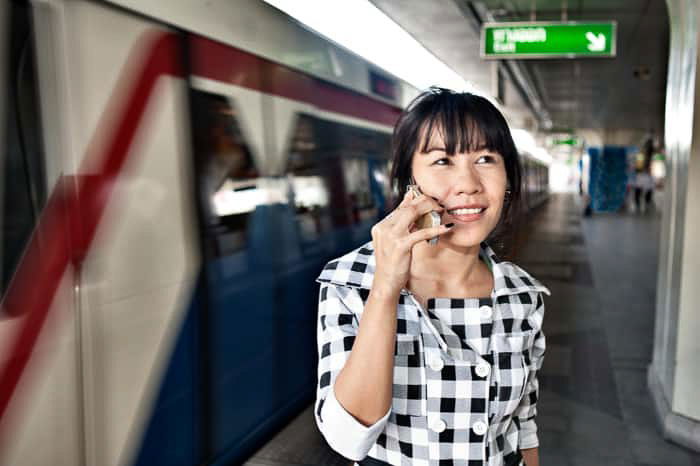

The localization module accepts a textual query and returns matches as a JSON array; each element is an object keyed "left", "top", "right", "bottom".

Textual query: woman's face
[{"left": 410, "top": 128, "right": 508, "bottom": 248}]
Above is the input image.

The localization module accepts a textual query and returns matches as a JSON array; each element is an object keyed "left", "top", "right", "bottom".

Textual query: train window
[
  {"left": 369, "top": 159, "right": 392, "bottom": 213},
  {"left": 342, "top": 157, "right": 376, "bottom": 223},
  {"left": 191, "top": 90, "right": 260, "bottom": 257},
  {"left": 1, "top": 1, "right": 47, "bottom": 300},
  {"left": 286, "top": 114, "right": 334, "bottom": 240},
  {"left": 285, "top": 114, "right": 391, "bottom": 237}
]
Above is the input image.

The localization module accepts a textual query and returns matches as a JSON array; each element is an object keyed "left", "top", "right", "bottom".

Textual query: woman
[{"left": 314, "top": 88, "right": 550, "bottom": 466}]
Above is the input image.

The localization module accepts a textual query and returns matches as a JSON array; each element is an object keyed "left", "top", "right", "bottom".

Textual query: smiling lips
[{"left": 445, "top": 205, "right": 487, "bottom": 223}]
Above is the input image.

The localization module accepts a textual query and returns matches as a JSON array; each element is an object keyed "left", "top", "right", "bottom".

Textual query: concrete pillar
[{"left": 648, "top": 0, "right": 700, "bottom": 452}]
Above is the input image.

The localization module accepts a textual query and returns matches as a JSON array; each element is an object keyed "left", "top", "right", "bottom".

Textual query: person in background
[{"left": 634, "top": 167, "right": 655, "bottom": 213}]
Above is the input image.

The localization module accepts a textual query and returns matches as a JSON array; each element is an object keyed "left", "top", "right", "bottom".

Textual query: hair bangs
[{"left": 416, "top": 94, "right": 509, "bottom": 157}]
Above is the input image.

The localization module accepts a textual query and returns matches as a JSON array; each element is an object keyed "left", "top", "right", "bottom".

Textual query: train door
[
  {"left": 2, "top": 1, "right": 201, "bottom": 465},
  {"left": 188, "top": 84, "right": 282, "bottom": 464},
  {"left": 0, "top": 2, "right": 82, "bottom": 465},
  {"left": 187, "top": 60, "right": 324, "bottom": 466}
]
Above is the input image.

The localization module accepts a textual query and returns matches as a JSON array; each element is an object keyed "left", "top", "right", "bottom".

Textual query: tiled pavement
[{"left": 245, "top": 193, "right": 700, "bottom": 466}]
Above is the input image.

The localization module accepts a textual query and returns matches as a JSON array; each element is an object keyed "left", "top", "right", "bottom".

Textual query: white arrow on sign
[{"left": 586, "top": 31, "right": 606, "bottom": 52}]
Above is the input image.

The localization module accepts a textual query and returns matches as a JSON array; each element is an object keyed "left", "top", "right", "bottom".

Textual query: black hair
[{"left": 388, "top": 87, "right": 523, "bottom": 246}]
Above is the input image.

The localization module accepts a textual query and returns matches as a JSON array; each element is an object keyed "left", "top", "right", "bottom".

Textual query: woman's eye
[
  {"left": 432, "top": 158, "right": 450, "bottom": 166},
  {"left": 476, "top": 155, "right": 497, "bottom": 164}
]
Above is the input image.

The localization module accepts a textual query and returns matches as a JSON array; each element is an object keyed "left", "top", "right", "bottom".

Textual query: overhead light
[
  {"left": 532, "top": 147, "right": 553, "bottom": 165},
  {"left": 511, "top": 128, "right": 552, "bottom": 165},
  {"left": 263, "top": 0, "right": 480, "bottom": 94},
  {"left": 511, "top": 128, "right": 537, "bottom": 152}
]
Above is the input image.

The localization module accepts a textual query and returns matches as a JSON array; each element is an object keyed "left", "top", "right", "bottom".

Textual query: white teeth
[{"left": 448, "top": 207, "right": 485, "bottom": 215}]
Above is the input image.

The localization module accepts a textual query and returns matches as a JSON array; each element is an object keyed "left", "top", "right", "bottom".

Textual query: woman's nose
[{"left": 454, "top": 166, "right": 483, "bottom": 195}]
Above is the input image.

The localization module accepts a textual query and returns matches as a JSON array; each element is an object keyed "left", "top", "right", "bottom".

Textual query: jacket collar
[{"left": 316, "top": 240, "right": 551, "bottom": 298}]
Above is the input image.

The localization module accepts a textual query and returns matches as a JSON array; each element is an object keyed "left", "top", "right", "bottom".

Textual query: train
[{"left": 0, "top": 1, "right": 549, "bottom": 465}]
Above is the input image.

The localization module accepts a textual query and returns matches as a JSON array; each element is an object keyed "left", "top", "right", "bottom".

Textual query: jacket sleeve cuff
[
  {"left": 319, "top": 385, "right": 391, "bottom": 460},
  {"left": 518, "top": 418, "right": 539, "bottom": 449}
]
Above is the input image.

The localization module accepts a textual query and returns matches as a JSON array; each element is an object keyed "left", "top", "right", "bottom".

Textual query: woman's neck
[{"left": 408, "top": 240, "right": 484, "bottom": 289}]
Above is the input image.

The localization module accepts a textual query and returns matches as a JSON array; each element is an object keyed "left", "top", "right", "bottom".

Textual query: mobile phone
[{"left": 407, "top": 184, "right": 442, "bottom": 245}]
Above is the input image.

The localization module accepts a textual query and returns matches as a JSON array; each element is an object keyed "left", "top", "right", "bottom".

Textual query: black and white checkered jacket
[{"left": 314, "top": 240, "right": 550, "bottom": 466}]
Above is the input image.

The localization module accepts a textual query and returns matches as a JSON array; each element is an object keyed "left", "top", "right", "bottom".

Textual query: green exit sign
[
  {"left": 482, "top": 21, "right": 616, "bottom": 59},
  {"left": 553, "top": 137, "right": 580, "bottom": 146}
]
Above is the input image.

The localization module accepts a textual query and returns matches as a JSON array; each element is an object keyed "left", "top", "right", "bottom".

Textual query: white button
[
  {"left": 475, "top": 362, "right": 491, "bottom": 378},
  {"left": 431, "top": 418, "right": 447, "bottom": 433},
  {"left": 429, "top": 356, "right": 444, "bottom": 371},
  {"left": 472, "top": 420, "right": 488, "bottom": 436},
  {"left": 480, "top": 305, "right": 493, "bottom": 319}
]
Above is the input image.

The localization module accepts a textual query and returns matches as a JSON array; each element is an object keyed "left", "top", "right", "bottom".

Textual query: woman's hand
[{"left": 370, "top": 191, "right": 453, "bottom": 296}]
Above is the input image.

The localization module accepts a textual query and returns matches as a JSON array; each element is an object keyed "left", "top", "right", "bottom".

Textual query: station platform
[{"left": 244, "top": 193, "right": 700, "bottom": 466}]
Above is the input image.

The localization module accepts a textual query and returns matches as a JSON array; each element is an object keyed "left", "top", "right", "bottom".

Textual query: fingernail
[{"left": 445, "top": 223, "right": 455, "bottom": 228}]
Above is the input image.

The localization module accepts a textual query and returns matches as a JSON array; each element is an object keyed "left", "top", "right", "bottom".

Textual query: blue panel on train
[
  {"left": 207, "top": 257, "right": 277, "bottom": 452},
  {"left": 132, "top": 284, "right": 202, "bottom": 466},
  {"left": 207, "top": 211, "right": 374, "bottom": 464}
]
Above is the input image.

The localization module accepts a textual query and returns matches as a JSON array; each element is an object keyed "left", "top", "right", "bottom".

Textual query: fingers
[
  {"left": 384, "top": 190, "right": 413, "bottom": 219},
  {"left": 405, "top": 222, "right": 454, "bottom": 245},
  {"left": 399, "top": 189, "right": 415, "bottom": 207},
  {"left": 391, "top": 195, "right": 444, "bottom": 231},
  {"left": 408, "top": 191, "right": 443, "bottom": 211}
]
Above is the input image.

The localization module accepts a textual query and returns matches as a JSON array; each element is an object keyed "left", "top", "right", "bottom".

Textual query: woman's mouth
[{"left": 446, "top": 207, "right": 487, "bottom": 223}]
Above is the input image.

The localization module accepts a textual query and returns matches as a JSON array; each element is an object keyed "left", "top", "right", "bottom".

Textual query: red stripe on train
[
  {"left": 0, "top": 31, "right": 183, "bottom": 436},
  {"left": 189, "top": 34, "right": 403, "bottom": 127}
]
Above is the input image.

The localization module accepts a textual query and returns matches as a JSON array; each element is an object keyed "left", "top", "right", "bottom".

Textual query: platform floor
[{"left": 245, "top": 193, "right": 700, "bottom": 466}]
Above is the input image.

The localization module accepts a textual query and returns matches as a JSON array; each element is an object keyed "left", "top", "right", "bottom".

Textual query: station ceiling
[{"left": 370, "top": 0, "right": 669, "bottom": 138}]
